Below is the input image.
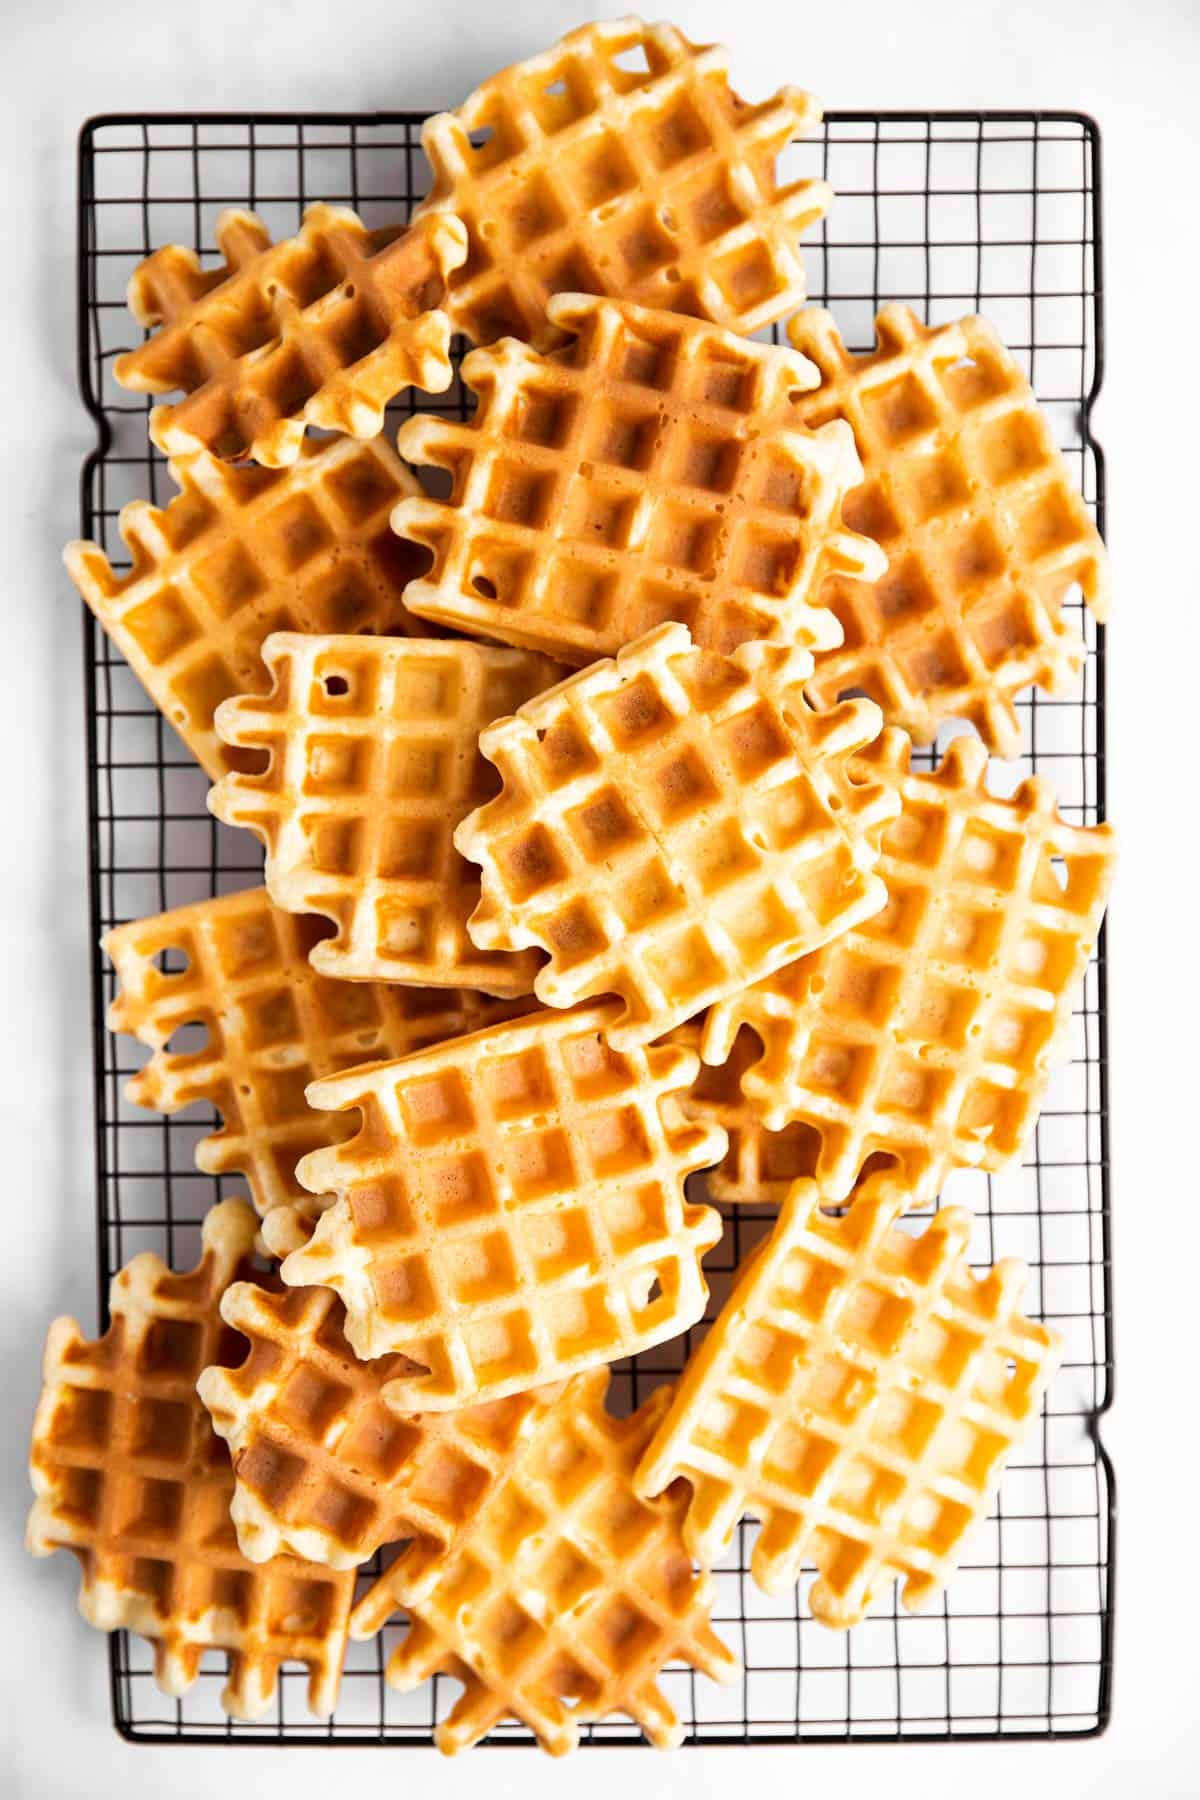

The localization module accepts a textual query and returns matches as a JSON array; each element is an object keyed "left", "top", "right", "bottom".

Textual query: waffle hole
[
  {"left": 611, "top": 41, "right": 652, "bottom": 76},
  {"left": 149, "top": 946, "right": 191, "bottom": 976},
  {"left": 163, "top": 1019, "right": 210, "bottom": 1059}
]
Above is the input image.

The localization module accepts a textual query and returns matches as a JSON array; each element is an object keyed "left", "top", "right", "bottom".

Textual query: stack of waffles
[{"left": 32, "top": 15, "right": 1116, "bottom": 1758}]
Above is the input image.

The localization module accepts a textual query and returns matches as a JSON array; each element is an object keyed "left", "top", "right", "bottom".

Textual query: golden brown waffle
[
  {"left": 786, "top": 305, "right": 1110, "bottom": 756},
  {"left": 703, "top": 730, "right": 1117, "bottom": 1200},
  {"left": 415, "top": 17, "right": 830, "bottom": 346},
  {"left": 26, "top": 1200, "right": 354, "bottom": 1718},
  {"left": 670, "top": 1023, "right": 822, "bottom": 1205},
  {"left": 280, "top": 1001, "right": 725, "bottom": 1390},
  {"left": 198, "top": 1282, "right": 559, "bottom": 1568},
  {"left": 103, "top": 886, "right": 527, "bottom": 1238},
  {"left": 635, "top": 1178, "right": 1062, "bottom": 1624},
  {"left": 455, "top": 622, "right": 898, "bottom": 1049},
  {"left": 209, "top": 633, "right": 560, "bottom": 991},
  {"left": 350, "top": 1368, "right": 736, "bottom": 1754},
  {"left": 395, "top": 293, "right": 880, "bottom": 663},
  {"left": 114, "top": 205, "right": 467, "bottom": 466},
  {"left": 66, "top": 428, "right": 428, "bottom": 781}
]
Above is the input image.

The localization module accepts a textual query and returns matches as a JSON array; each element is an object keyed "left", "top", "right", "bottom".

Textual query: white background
[{"left": 3, "top": 1, "right": 1198, "bottom": 1795}]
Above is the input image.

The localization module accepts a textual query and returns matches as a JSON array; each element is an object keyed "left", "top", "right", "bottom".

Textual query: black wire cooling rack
[{"left": 75, "top": 108, "right": 1111, "bottom": 1747}]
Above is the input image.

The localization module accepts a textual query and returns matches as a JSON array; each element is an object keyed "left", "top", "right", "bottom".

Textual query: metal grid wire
[{"left": 76, "top": 109, "right": 1111, "bottom": 1746}]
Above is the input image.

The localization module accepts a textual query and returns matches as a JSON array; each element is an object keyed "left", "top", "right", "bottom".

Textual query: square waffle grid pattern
[{"left": 78, "top": 111, "right": 1109, "bottom": 1744}]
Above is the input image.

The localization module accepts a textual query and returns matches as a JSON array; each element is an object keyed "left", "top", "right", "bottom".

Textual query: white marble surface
[{"left": 3, "top": 1, "right": 1198, "bottom": 1795}]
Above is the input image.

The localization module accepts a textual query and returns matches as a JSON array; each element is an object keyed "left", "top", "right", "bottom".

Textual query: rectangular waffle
[
  {"left": 279, "top": 1002, "right": 726, "bottom": 1392},
  {"left": 114, "top": 205, "right": 466, "bottom": 466},
  {"left": 26, "top": 1200, "right": 354, "bottom": 1719},
  {"left": 349, "top": 1369, "right": 737, "bottom": 1754},
  {"left": 703, "top": 729, "right": 1117, "bottom": 1201},
  {"left": 103, "top": 885, "right": 528, "bottom": 1237},
  {"left": 396, "top": 292, "right": 881, "bottom": 663},
  {"left": 635, "top": 1177, "right": 1062, "bottom": 1624},
  {"left": 66, "top": 427, "right": 429, "bottom": 781},
  {"left": 415, "top": 17, "right": 830, "bottom": 346},
  {"left": 209, "top": 633, "right": 560, "bottom": 991},
  {"left": 455, "top": 622, "right": 899, "bottom": 1049},
  {"left": 199, "top": 1282, "right": 559, "bottom": 1568},
  {"left": 787, "top": 305, "right": 1111, "bottom": 757}
]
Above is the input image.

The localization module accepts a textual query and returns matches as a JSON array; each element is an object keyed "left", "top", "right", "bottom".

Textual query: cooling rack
[{"left": 75, "top": 107, "right": 1111, "bottom": 1746}]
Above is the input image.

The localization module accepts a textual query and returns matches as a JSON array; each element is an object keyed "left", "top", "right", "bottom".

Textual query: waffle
[
  {"left": 280, "top": 1001, "right": 725, "bottom": 1391},
  {"left": 104, "top": 886, "right": 527, "bottom": 1239},
  {"left": 114, "top": 205, "right": 467, "bottom": 466},
  {"left": 415, "top": 17, "right": 830, "bottom": 349},
  {"left": 26, "top": 1200, "right": 354, "bottom": 1718},
  {"left": 395, "top": 293, "right": 880, "bottom": 663},
  {"left": 65, "top": 428, "right": 428, "bottom": 781},
  {"left": 703, "top": 730, "right": 1117, "bottom": 1200},
  {"left": 350, "top": 1369, "right": 736, "bottom": 1754},
  {"left": 786, "top": 306, "right": 1110, "bottom": 756},
  {"left": 198, "top": 1282, "right": 559, "bottom": 1568},
  {"left": 635, "top": 1178, "right": 1062, "bottom": 1623},
  {"left": 209, "top": 633, "right": 560, "bottom": 991},
  {"left": 455, "top": 622, "right": 898, "bottom": 1049},
  {"left": 671, "top": 1023, "right": 822, "bottom": 1205}
]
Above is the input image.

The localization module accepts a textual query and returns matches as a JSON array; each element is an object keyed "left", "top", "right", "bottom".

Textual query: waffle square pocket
[
  {"left": 703, "top": 730, "right": 1117, "bottom": 1199},
  {"left": 280, "top": 1002, "right": 725, "bottom": 1391},
  {"left": 788, "top": 305, "right": 1110, "bottom": 755},
  {"left": 26, "top": 1201, "right": 354, "bottom": 1719},
  {"left": 209, "top": 633, "right": 560, "bottom": 991},
  {"left": 396, "top": 293, "right": 880, "bottom": 662},
  {"left": 114, "top": 206, "right": 467, "bottom": 466},
  {"left": 456, "top": 622, "right": 899, "bottom": 1048},
  {"left": 635, "top": 1178, "right": 1061, "bottom": 1625},
  {"left": 415, "top": 16, "right": 830, "bottom": 345}
]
